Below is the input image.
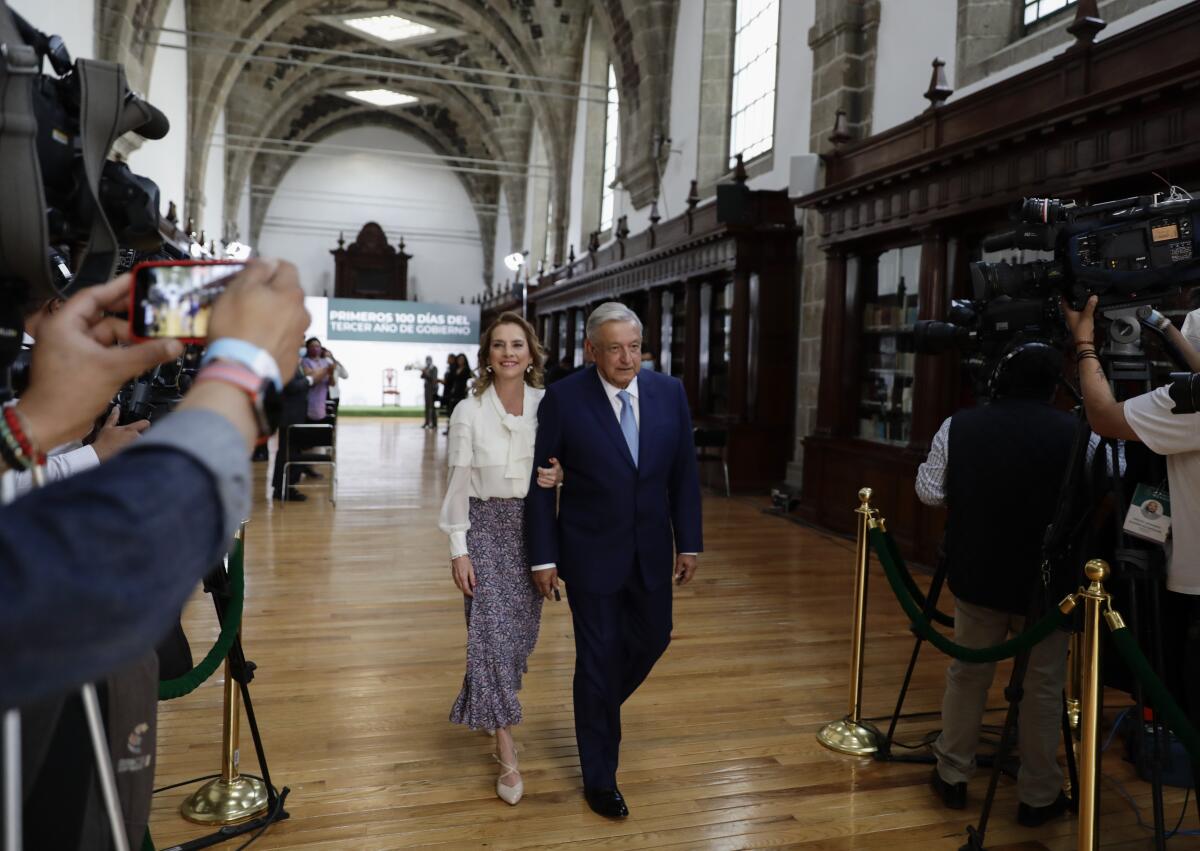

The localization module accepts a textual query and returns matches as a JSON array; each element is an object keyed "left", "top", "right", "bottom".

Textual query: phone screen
[{"left": 129, "top": 261, "right": 246, "bottom": 342}]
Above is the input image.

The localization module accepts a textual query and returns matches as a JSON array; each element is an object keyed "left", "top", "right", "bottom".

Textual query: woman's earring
[
  {"left": 526, "top": 365, "right": 533, "bottom": 374},
  {"left": 486, "top": 366, "right": 494, "bottom": 374}
]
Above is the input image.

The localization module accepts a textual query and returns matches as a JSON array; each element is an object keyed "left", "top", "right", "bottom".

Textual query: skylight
[
  {"left": 344, "top": 89, "right": 419, "bottom": 108},
  {"left": 342, "top": 14, "right": 436, "bottom": 43}
]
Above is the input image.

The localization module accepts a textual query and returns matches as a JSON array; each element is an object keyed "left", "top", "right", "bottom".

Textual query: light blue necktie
[{"left": 617, "top": 389, "right": 638, "bottom": 466}]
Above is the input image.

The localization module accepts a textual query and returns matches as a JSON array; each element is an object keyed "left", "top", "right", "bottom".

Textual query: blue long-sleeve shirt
[{"left": 0, "top": 409, "right": 250, "bottom": 709}]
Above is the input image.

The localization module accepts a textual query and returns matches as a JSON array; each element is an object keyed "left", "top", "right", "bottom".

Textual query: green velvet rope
[
  {"left": 142, "top": 828, "right": 154, "bottom": 851},
  {"left": 158, "top": 537, "right": 245, "bottom": 700},
  {"left": 1109, "top": 625, "right": 1200, "bottom": 764},
  {"left": 882, "top": 529, "right": 955, "bottom": 628},
  {"left": 869, "top": 527, "right": 1070, "bottom": 663}
]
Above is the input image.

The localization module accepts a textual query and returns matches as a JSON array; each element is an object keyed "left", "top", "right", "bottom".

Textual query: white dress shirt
[
  {"left": 438, "top": 383, "right": 544, "bottom": 559},
  {"left": 8, "top": 443, "right": 101, "bottom": 498},
  {"left": 598, "top": 373, "right": 640, "bottom": 427}
]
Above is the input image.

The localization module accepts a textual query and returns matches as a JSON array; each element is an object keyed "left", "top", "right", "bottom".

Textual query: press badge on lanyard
[{"left": 1123, "top": 482, "right": 1171, "bottom": 545}]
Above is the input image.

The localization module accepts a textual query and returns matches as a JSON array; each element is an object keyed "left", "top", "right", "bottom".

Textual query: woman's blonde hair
[{"left": 473, "top": 311, "right": 546, "bottom": 397}]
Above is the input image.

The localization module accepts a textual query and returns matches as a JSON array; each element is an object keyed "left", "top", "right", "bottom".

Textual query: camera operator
[
  {"left": 1064, "top": 295, "right": 1200, "bottom": 596},
  {"left": 915, "top": 349, "right": 1076, "bottom": 826},
  {"left": 0, "top": 258, "right": 309, "bottom": 709}
]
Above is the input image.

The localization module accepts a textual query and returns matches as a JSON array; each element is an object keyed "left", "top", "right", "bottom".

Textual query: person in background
[
  {"left": 272, "top": 364, "right": 316, "bottom": 502},
  {"left": 640, "top": 349, "right": 657, "bottom": 372},
  {"left": 438, "top": 312, "right": 561, "bottom": 806},
  {"left": 440, "top": 353, "right": 464, "bottom": 435},
  {"left": 301, "top": 337, "right": 333, "bottom": 423},
  {"left": 543, "top": 356, "right": 565, "bottom": 385},
  {"left": 323, "top": 346, "right": 349, "bottom": 417},
  {"left": 454, "top": 353, "right": 472, "bottom": 406},
  {"left": 421, "top": 356, "right": 439, "bottom": 430}
]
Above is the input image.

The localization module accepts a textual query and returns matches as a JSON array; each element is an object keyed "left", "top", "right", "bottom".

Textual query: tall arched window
[
  {"left": 599, "top": 63, "right": 619, "bottom": 232},
  {"left": 728, "top": 0, "right": 779, "bottom": 167}
]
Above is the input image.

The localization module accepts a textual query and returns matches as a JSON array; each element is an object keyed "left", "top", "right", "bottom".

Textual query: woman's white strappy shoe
[{"left": 494, "top": 752, "right": 524, "bottom": 805}]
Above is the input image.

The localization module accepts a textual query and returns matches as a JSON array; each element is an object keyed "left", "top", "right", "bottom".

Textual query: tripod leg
[
  {"left": 882, "top": 560, "right": 951, "bottom": 757},
  {"left": 1147, "top": 578, "right": 1168, "bottom": 851},
  {"left": 80, "top": 684, "right": 130, "bottom": 851},
  {"left": 3, "top": 710, "right": 20, "bottom": 851},
  {"left": 968, "top": 646, "right": 1032, "bottom": 850}
]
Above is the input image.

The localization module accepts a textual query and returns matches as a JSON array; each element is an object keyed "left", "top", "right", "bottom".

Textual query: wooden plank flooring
[{"left": 149, "top": 418, "right": 1193, "bottom": 849}]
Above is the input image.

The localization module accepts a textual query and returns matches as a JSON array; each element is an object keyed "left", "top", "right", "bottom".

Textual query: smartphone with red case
[{"left": 128, "top": 259, "right": 247, "bottom": 343}]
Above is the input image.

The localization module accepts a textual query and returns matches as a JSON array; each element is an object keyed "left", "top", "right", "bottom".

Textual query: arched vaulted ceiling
[{"left": 99, "top": 0, "right": 680, "bottom": 288}]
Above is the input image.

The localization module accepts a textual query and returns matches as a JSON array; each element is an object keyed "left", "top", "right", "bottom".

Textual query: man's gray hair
[{"left": 586, "top": 302, "right": 644, "bottom": 343}]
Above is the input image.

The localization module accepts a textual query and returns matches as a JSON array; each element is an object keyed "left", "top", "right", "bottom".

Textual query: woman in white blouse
[{"left": 439, "top": 311, "right": 559, "bottom": 806}]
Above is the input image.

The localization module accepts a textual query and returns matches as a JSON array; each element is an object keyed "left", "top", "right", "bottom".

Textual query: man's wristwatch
[{"left": 193, "top": 362, "right": 282, "bottom": 438}]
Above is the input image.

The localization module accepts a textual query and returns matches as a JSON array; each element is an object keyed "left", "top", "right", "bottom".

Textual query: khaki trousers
[{"left": 931, "top": 599, "right": 1069, "bottom": 807}]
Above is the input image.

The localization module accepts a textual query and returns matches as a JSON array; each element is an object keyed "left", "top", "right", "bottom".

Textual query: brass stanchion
[
  {"left": 1066, "top": 631, "right": 1082, "bottom": 734},
  {"left": 180, "top": 657, "right": 268, "bottom": 825},
  {"left": 181, "top": 524, "right": 268, "bottom": 825},
  {"left": 817, "top": 488, "right": 880, "bottom": 755},
  {"left": 1060, "top": 558, "right": 1115, "bottom": 851}
]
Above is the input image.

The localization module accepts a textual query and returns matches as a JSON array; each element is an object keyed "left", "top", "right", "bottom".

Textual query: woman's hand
[
  {"left": 451, "top": 555, "right": 477, "bottom": 598},
  {"left": 536, "top": 457, "right": 563, "bottom": 489}
]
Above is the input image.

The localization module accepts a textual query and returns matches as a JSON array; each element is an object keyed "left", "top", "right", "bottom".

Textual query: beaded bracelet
[
  {"left": 0, "top": 419, "right": 25, "bottom": 471},
  {"left": 3, "top": 406, "right": 45, "bottom": 466},
  {"left": 0, "top": 404, "right": 46, "bottom": 471}
]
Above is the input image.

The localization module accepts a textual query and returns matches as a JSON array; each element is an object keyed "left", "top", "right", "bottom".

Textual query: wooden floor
[{"left": 149, "top": 418, "right": 1192, "bottom": 850}]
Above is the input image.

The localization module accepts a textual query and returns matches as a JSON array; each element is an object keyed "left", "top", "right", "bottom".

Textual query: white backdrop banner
[{"left": 304, "top": 297, "right": 479, "bottom": 407}]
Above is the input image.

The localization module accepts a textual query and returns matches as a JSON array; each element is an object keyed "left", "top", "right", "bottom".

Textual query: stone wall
[{"left": 787, "top": 0, "right": 879, "bottom": 486}]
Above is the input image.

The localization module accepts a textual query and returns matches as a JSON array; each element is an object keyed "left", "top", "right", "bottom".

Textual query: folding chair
[
  {"left": 693, "top": 427, "right": 731, "bottom": 497},
  {"left": 281, "top": 423, "right": 337, "bottom": 505}
]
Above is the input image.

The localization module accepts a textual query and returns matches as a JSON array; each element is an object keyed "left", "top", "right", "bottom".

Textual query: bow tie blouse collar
[{"left": 488, "top": 384, "right": 536, "bottom": 480}]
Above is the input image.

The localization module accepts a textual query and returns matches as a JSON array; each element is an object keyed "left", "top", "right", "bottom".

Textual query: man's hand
[
  {"left": 1063, "top": 295, "right": 1098, "bottom": 347},
  {"left": 207, "top": 258, "right": 310, "bottom": 379},
  {"left": 451, "top": 555, "right": 477, "bottom": 598},
  {"left": 532, "top": 568, "right": 559, "bottom": 600},
  {"left": 674, "top": 554, "right": 698, "bottom": 585},
  {"left": 90, "top": 406, "right": 151, "bottom": 462},
  {"left": 17, "top": 275, "right": 184, "bottom": 451}
]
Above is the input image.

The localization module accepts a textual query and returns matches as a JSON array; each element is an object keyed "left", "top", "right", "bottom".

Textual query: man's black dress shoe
[
  {"left": 1017, "top": 791, "right": 1069, "bottom": 827},
  {"left": 584, "top": 787, "right": 629, "bottom": 818},
  {"left": 929, "top": 768, "right": 967, "bottom": 810},
  {"left": 272, "top": 487, "right": 307, "bottom": 502}
]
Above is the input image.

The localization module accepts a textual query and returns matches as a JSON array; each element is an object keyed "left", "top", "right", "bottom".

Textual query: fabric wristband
[{"left": 201, "top": 338, "right": 282, "bottom": 391}]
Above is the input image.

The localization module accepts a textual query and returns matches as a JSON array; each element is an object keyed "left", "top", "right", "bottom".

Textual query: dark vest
[{"left": 945, "top": 398, "right": 1078, "bottom": 616}]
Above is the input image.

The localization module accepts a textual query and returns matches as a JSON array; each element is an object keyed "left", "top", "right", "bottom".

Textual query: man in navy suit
[{"left": 527, "top": 302, "right": 703, "bottom": 818}]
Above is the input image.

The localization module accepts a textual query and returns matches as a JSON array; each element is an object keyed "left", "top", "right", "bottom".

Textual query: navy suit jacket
[{"left": 526, "top": 366, "right": 703, "bottom": 594}]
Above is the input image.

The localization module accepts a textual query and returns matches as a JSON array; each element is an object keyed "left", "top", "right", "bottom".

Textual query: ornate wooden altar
[{"left": 330, "top": 222, "right": 411, "bottom": 300}]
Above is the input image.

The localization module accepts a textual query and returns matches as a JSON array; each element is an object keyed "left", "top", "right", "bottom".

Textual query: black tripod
[{"left": 167, "top": 560, "right": 290, "bottom": 850}]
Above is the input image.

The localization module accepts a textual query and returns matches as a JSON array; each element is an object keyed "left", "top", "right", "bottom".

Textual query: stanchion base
[
  {"left": 180, "top": 775, "right": 269, "bottom": 825},
  {"left": 817, "top": 717, "right": 879, "bottom": 755}
]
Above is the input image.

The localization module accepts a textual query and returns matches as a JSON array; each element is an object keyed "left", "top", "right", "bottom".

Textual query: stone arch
[
  {"left": 586, "top": 0, "right": 679, "bottom": 208},
  {"left": 246, "top": 109, "right": 501, "bottom": 285},
  {"left": 184, "top": 0, "right": 573, "bottom": 244}
]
